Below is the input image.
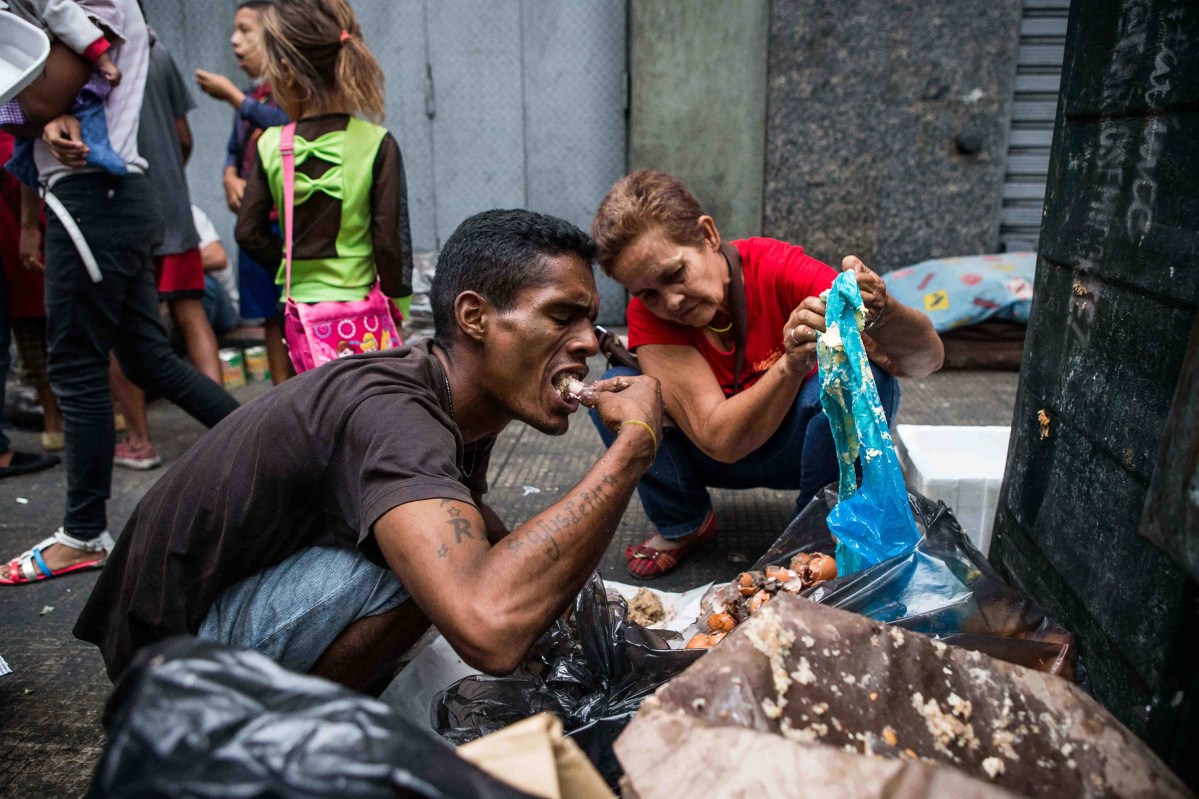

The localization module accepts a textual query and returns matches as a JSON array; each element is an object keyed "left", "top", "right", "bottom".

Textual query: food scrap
[
  {"left": 555, "top": 375, "right": 595, "bottom": 404},
  {"left": 627, "top": 586, "right": 666, "bottom": 627},
  {"left": 684, "top": 552, "right": 837, "bottom": 649}
]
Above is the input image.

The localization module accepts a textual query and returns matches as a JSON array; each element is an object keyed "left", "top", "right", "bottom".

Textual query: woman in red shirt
[{"left": 590, "top": 170, "right": 943, "bottom": 578}]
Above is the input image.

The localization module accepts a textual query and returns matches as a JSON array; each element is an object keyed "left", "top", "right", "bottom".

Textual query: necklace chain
[
  {"left": 441, "top": 368, "right": 476, "bottom": 478},
  {"left": 706, "top": 318, "right": 733, "bottom": 334}
]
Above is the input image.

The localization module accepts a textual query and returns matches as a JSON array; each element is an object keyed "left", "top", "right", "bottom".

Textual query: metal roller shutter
[{"left": 1000, "top": 0, "right": 1070, "bottom": 251}]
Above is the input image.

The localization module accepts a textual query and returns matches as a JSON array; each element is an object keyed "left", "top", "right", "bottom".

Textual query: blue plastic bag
[{"left": 816, "top": 270, "right": 920, "bottom": 573}]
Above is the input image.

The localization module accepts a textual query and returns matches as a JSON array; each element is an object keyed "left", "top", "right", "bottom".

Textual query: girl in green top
[{"left": 235, "top": 0, "right": 413, "bottom": 370}]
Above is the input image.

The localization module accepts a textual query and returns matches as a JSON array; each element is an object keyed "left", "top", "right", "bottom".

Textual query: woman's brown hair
[
  {"left": 259, "top": 0, "right": 385, "bottom": 123},
  {"left": 591, "top": 170, "right": 708, "bottom": 274}
]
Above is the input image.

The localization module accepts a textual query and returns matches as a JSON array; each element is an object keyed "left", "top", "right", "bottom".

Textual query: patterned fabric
[{"left": 885, "top": 252, "right": 1036, "bottom": 333}]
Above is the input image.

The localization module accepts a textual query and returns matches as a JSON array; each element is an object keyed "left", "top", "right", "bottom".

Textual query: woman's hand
[
  {"left": 781, "top": 295, "right": 826, "bottom": 376},
  {"left": 842, "top": 255, "right": 891, "bottom": 328}
]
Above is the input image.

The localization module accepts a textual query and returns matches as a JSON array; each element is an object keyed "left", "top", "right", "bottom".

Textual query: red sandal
[{"left": 624, "top": 510, "right": 717, "bottom": 579}]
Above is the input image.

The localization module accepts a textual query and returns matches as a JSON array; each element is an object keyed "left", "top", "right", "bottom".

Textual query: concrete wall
[
  {"left": 763, "top": 0, "right": 1023, "bottom": 270},
  {"left": 629, "top": 0, "right": 769, "bottom": 240},
  {"left": 990, "top": 0, "right": 1199, "bottom": 785}
]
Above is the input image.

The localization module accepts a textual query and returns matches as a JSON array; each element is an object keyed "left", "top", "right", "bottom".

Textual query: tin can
[
  {"left": 244, "top": 345, "right": 270, "bottom": 382},
  {"left": 219, "top": 348, "right": 246, "bottom": 389}
]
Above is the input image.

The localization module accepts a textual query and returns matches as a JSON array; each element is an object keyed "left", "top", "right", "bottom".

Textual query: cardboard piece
[
  {"left": 458, "top": 713, "right": 614, "bottom": 799},
  {"left": 616, "top": 596, "right": 1192, "bottom": 799}
]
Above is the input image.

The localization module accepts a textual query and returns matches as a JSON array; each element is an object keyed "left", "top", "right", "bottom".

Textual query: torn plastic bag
[
  {"left": 750, "top": 485, "right": 1075, "bottom": 677},
  {"left": 816, "top": 270, "right": 921, "bottom": 574},
  {"left": 86, "top": 637, "right": 538, "bottom": 799},
  {"left": 432, "top": 572, "right": 703, "bottom": 785}
]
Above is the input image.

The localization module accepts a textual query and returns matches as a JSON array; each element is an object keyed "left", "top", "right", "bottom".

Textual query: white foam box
[{"left": 892, "top": 424, "right": 1011, "bottom": 556}]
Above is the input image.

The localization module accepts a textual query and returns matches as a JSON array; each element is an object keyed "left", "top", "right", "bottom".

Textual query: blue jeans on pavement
[
  {"left": 44, "top": 172, "right": 240, "bottom": 540},
  {"left": 589, "top": 364, "right": 900, "bottom": 539}
]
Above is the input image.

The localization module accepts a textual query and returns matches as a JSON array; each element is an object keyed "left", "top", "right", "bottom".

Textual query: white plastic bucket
[{"left": 0, "top": 12, "right": 51, "bottom": 106}]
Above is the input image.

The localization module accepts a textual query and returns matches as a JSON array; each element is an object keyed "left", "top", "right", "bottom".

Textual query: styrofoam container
[
  {"left": 893, "top": 424, "right": 1010, "bottom": 556},
  {"left": 0, "top": 13, "right": 51, "bottom": 106}
]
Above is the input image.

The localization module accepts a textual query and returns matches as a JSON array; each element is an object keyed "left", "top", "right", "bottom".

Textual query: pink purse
[{"left": 280, "top": 122, "right": 403, "bottom": 373}]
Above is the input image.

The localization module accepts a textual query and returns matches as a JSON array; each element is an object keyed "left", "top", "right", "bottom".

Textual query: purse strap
[
  {"left": 720, "top": 242, "right": 748, "bottom": 393},
  {"left": 280, "top": 122, "right": 297, "bottom": 301}
]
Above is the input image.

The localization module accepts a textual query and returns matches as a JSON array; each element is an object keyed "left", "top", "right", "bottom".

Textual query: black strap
[{"left": 721, "top": 242, "right": 748, "bottom": 393}]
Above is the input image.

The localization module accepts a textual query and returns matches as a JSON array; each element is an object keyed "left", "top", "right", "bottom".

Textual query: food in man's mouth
[
  {"left": 555, "top": 375, "right": 594, "bottom": 404},
  {"left": 627, "top": 586, "right": 666, "bottom": 627}
]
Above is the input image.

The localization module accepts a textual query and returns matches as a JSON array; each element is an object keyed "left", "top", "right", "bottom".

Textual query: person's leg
[
  {"left": 11, "top": 319, "right": 64, "bottom": 448},
  {"left": 109, "top": 178, "right": 238, "bottom": 428},
  {"left": 197, "top": 545, "right": 414, "bottom": 691},
  {"left": 169, "top": 297, "right": 222, "bottom": 384},
  {"left": 30, "top": 175, "right": 137, "bottom": 571},
  {"left": 310, "top": 601, "right": 431, "bottom": 696},
  {"left": 794, "top": 362, "right": 902, "bottom": 515},
  {"left": 237, "top": 245, "right": 291, "bottom": 384},
  {"left": 202, "top": 274, "right": 238, "bottom": 336},
  {"left": 264, "top": 315, "right": 291, "bottom": 385},
  {"left": 108, "top": 355, "right": 151, "bottom": 448}
]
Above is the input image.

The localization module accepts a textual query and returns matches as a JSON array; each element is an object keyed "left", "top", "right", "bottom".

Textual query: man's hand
[
  {"left": 19, "top": 224, "right": 43, "bottom": 272},
  {"left": 223, "top": 170, "right": 247, "bottom": 213},
  {"left": 42, "top": 115, "right": 88, "bottom": 168},
  {"left": 843, "top": 255, "right": 891, "bottom": 328},
  {"left": 588, "top": 374, "right": 662, "bottom": 455},
  {"left": 195, "top": 69, "right": 245, "bottom": 108},
  {"left": 96, "top": 52, "right": 121, "bottom": 87}
]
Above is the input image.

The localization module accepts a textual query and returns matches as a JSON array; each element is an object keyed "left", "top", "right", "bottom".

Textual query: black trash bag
[
  {"left": 87, "top": 637, "right": 538, "bottom": 799},
  {"left": 750, "top": 485, "right": 1076, "bottom": 677},
  {"left": 432, "top": 572, "right": 703, "bottom": 785}
]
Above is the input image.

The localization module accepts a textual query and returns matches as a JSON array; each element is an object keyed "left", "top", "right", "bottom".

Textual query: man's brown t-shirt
[{"left": 74, "top": 341, "right": 495, "bottom": 680}]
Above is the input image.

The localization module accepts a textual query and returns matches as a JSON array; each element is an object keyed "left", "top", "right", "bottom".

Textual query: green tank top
[{"left": 257, "top": 117, "right": 388, "bottom": 303}]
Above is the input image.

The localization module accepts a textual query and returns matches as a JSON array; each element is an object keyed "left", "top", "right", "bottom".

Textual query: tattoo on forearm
[{"left": 514, "top": 471, "right": 621, "bottom": 562}]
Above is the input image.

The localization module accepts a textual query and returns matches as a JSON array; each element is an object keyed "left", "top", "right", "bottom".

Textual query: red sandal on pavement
[
  {"left": 624, "top": 509, "right": 717, "bottom": 579},
  {"left": 0, "top": 529, "right": 115, "bottom": 585}
]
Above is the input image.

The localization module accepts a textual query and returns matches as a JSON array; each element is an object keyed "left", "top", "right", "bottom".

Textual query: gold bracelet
[{"left": 620, "top": 419, "right": 658, "bottom": 459}]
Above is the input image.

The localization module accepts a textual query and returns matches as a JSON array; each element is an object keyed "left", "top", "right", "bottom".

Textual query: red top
[{"left": 626, "top": 237, "right": 836, "bottom": 396}]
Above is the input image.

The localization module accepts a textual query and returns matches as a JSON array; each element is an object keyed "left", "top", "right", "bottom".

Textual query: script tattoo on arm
[{"left": 508, "top": 473, "right": 620, "bottom": 562}]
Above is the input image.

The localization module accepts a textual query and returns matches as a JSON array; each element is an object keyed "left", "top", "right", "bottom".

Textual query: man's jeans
[
  {"left": 43, "top": 172, "right": 239, "bottom": 539},
  {"left": 589, "top": 364, "right": 900, "bottom": 539},
  {"left": 198, "top": 545, "right": 409, "bottom": 674}
]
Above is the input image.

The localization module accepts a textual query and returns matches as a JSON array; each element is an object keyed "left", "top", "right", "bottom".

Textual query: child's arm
[
  {"left": 19, "top": 183, "right": 44, "bottom": 272},
  {"left": 369, "top": 133, "right": 414, "bottom": 299},
  {"left": 36, "top": 0, "right": 120, "bottom": 84},
  {"left": 234, "top": 155, "right": 283, "bottom": 270}
]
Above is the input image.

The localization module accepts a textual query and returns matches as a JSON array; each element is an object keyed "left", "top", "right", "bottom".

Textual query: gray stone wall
[
  {"left": 629, "top": 0, "right": 770, "bottom": 240},
  {"left": 763, "top": 0, "right": 1023, "bottom": 270}
]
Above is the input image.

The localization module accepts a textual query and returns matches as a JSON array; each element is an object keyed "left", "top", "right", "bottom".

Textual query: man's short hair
[{"left": 431, "top": 209, "right": 597, "bottom": 348}]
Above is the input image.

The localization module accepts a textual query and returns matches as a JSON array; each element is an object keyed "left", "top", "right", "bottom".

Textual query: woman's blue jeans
[{"left": 589, "top": 364, "right": 900, "bottom": 540}]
